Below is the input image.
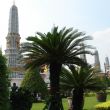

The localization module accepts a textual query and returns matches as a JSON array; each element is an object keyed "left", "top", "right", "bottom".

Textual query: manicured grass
[
  {"left": 31, "top": 94, "right": 110, "bottom": 110},
  {"left": 31, "top": 99, "right": 68, "bottom": 110},
  {"left": 84, "top": 96, "right": 102, "bottom": 110},
  {"left": 84, "top": 94, "right": 110, "bottom": 110},
  {"left": 31, "top": 102, "right": 45, "bottom": 110}
]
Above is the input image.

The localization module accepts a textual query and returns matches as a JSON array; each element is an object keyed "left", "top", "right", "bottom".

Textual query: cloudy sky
[{"left": 0, "top": 0, "right": 110, "bottom": 71}]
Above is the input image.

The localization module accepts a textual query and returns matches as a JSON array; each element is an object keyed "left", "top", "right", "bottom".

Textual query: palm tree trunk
[
  {"left": 48, "top": 62, "right": 62, "bottom": 110},
  {"left": 72, "top": 88, "right": 84, "bottom": 110}
]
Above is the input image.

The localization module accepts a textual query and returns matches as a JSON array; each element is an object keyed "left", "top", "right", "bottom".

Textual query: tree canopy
[
  {"left": 21, "top": 26, "right": 94, "bottom": 110},
  {"left": 21, "top": 68, "right": 48, "bottom": 96},
  {"left": 0, "top": 51, "right": 10, "bottom": 110}
]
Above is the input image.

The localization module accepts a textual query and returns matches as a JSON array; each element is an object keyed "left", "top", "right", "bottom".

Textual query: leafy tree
[
  {"left": 21, "top": 68, "right": 48, "bottom": 99},
  {"left": 21, "top": 26, "right": 93, "bottom": 110},
  {"left": 60, "top": 65, "right": 106, "bottom": 110},
  {"left": 0, "top": 51, "right": 10, "bottom": 110}
]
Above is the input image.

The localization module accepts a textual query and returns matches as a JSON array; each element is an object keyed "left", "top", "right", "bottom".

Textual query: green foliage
[
  {"left": 60, "top": 65, "right": 106, "bottom": 92},
  {"left": 21, "top": 68, "right": 48, "bottom": 98},
  {"left": 0, "top": 51, "right": 10, "bottom": 110},
  {"left": 21, "top": 26, "right": 94, "bottom": 110},
  {"left": 95, "top": 101, "right": 110, "bottom": 110},
  {"left": 21, "top": 26, "right": 93, "bottom": 69},
  {"left": 84, "top": 92, "right": 96, "bottom": 97},
  {"left": 10, "top": 87, "right": 33, "bottom": 110},
  {"left": 60, "top": 65, "right": 106, "bottom": 110}
]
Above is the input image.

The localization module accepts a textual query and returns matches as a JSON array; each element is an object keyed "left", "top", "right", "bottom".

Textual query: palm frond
[
  {"left": 21, "top": 26, "right": 93, "bottom": 70},
  {"left": 60, "top": 65, "right": 105, "bottom": 92}
]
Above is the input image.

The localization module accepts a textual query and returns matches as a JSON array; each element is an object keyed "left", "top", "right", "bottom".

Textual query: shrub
[
  {"left": 84, "top": 92, "right": 95, "bottom": 97},
  {"left": 10, "top": 87, "right": 33, "bottom": 110},
  {"left": 21, "top": 68, "right": 48, "bottom": 100},
  {"left": 95, "top": 101, "right": 110, "bottom": 110}
]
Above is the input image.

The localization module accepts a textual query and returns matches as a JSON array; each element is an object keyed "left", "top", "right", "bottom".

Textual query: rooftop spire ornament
[{"left": 13, "top": 0, "right": 15, "bottom": 5}]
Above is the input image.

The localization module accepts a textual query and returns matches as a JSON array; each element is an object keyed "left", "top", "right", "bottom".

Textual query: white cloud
[{"left": 93, "top": 28, "right": 110, "bottom": 40}]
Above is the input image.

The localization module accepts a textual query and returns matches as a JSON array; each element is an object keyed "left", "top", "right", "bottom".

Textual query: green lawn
[
  {"left": 31, "top": 94, "right": 110, "bottom": 110},
  {"left": 31, "top": 99, "right": 68, "bottom": 110},
  {"left": 31, "top": 103, "right": 45, "bottom": 110}
]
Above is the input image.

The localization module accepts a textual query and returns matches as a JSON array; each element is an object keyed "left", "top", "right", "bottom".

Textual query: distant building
[
  {"left": 5, "top": 3, "right": 50, "bottom": 87},
  {"left": 80, "top": 43, "right": 87, "bottom": 62},
  {"left": 94, "top": 50, "right": 101, "bottom": 72},
  {"left": 104, "top": 56, "right": 110, "bottom": 73},
  {"left": 5, "top": 3, "right": 24, "bottom": 86}
]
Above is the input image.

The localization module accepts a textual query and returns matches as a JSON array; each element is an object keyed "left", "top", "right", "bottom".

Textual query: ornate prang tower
[
  {"left": 104, "top": 57, "right": 110, "bottom": 73},
  {"left": 80, "top": 43, "right": 87, "bottom": 63},
  {"left": 5, "top": 2, "right": 24, "bottom": 86},
  {"left": 94, "top": 50, "right": 101, "bottom": 72}
]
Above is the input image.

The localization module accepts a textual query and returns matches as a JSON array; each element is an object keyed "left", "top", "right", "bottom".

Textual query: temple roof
[{"left": 8, "top": 4, "right": 19, "bottom": 34}]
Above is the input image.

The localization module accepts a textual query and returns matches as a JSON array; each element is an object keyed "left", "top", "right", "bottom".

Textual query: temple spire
[
  {"left": 8, "top": 1, "right": 19, "bottom": 34},
  {"left": 94, "top": 49, "right": 101, "bottom": 72},
  {"left": 5, "top": 3, "right": 23, "bottom": 87},
  {"left": 80, "top": 43, "right": 87, "bottom": 63},
  {"left": 104, "top": 56, "right": 110, "bottom": 72}
]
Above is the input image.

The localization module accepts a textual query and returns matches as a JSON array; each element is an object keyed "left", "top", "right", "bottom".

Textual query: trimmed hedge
[{"left": 95, "top": 101, "right": 110, "bottom": 110}]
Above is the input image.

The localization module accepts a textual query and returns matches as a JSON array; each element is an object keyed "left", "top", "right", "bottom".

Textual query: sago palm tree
[
  {"left": 21, "top": 26, "right": 93, "bottom": 110},
  {"left": 60, "top": 65, "right": 106, "bottom": 110}
]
